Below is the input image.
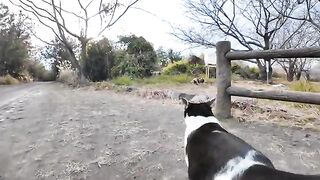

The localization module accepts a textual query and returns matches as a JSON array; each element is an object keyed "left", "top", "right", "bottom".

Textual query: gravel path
[{"left": 0, "top": 82, "right": 319, "bottom": 180}]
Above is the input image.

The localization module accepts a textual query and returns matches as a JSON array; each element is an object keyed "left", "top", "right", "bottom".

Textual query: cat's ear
[
  {"left": 206, "top": 98, "right": 216, "bottom": 107},
  {"left": 181, "top": 98, "right": 189, "bottom": 107}
]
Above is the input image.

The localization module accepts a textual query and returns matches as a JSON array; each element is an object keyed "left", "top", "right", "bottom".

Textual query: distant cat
[
  {"left": 191, "top": 78, "right": 205, "bottom": 85},
  {"left": 182, "top": 98, "right": 320, "bottom": 180}
]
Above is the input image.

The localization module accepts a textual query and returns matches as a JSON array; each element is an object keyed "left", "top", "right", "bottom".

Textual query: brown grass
[
  {"left": 57, "top": 70, "right": 79, "bottom": 87},
  {"left": 0, "top": 75, "right": 20, "bottom": 85}
]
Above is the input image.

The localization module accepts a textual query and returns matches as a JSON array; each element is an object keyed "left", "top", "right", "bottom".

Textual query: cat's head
[{"left": 181, "top": 96, "right": 215, "bottom": 118}]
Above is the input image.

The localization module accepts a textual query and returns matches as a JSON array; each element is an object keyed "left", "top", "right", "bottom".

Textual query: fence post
[{"left": 215, "top": 41, "right": 231, "bottom": 119}]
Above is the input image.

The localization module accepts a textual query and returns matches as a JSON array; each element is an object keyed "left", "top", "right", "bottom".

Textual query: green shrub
[
  {"left": 162, "top": 61, "right": 206, "bottom": 76},
  {"left": 138, "top": 74, "right": 193, "bottom": 84},
  {"left": 163, "top": 61, "right": 189, "bottom": 75},
  {"left": 289, "top": 80, "right": 320, "bottom": 92},
  {"left": 85, "top": 38, "right": 114, "bottom": 81},
  {"left": 111, "top": 74, "right": 195, "bottom": 86},
  {"left": 248, "top": 67, "right": 259, "bottom": 79},
  {"left": 112, "top": 76, "right": 133, "bottom": 86},
  {"left": 191, "top": 65, "right": 206, "bottom": 75},
  {"left": 0, "top": 75, "right": 20, "bottom": 85},
  {"left": 231, "top": 64, "right": 242, "bottom": 73},
  {"left": 112, "top": 35, "right": 158, "bottom": 78},
  {"left": 232, "top": 65, "right": 259, "bottom": 80},
  {"left": 27, "top": 61, "right": 56, "bottom": 81},
  {"left": 249, "top": 67, "right": 259, "bottom": 74}
]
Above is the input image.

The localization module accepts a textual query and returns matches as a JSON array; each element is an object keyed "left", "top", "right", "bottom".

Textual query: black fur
[
  {"left": 192, "top": 78, "right": 205, "bottom": 85},
  {"left": 184, "top": 101, "right": 320, "bottom": 180},
  {"left": 184, "top": 102, "right": 214, "bottom": 117},
  {"left": 242, "top": 165, "right": 320, "bottom": 180}
]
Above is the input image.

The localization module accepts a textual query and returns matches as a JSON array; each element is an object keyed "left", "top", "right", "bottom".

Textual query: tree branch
[{"left": 98, "top": 0, "right": 139, "bottom": 36}]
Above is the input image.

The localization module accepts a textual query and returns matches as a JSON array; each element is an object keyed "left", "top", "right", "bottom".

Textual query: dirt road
[{"left": 0, "top": 83, "right": 319, "bottom": 180}]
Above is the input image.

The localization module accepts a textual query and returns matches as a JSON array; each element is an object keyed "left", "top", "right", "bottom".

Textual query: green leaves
[
  {"left": 112, "top": 35, "right": 158, "bottom": 78},
  {"left": 85, "top": 38, "right": 114, "bottom": 81},
  {"left": 0, "top": 3, "right": 30, "bottom": 77}
]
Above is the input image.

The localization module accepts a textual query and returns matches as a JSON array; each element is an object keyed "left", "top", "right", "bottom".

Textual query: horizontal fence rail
[
  {"left": 226, "top": 47, "right": 320, "bottom": 60},
  {"left": 227, "top": 86, "right": 320, "bottom": 105},
  {"left": 215, "top": 41, "right": 320, "bottom": 119}
]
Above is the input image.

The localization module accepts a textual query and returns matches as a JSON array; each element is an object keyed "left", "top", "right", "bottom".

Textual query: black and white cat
[{"left": 182, "top": 98, "right": 320, "bottom": 180}]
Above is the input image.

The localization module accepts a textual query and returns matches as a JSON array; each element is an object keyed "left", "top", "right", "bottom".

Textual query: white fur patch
[
  {"left": 185, "top": 156, "right": 189, "bottom": 167},
  {"left": 184, "top": 116, "right": 221, "bottom": 148},
  {"left": 214, "top": 150, "right": 264, "bottom": 180},
  {"left": 184, "top": 116, "right": 221, "bottom": 167}
]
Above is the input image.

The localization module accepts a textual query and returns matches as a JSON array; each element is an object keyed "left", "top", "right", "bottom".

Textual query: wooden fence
[{"left": 215, "top": 41, "right": 320, "bottom": 119}]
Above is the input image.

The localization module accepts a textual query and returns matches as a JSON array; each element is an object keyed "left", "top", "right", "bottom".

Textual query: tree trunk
[
  {"left": 80, "top": 40, "right": 88, "bottom": 78},
  {"left": 306, "top": 72, "right": 310, "bottom": 81},
  {"left": 259, "top": 66, "right": 273, "bottom": 83},
  {"left": 105, "top": 55, "right": 111, "bottom": 79},
  {"left": 287, "top": 72, "right": 294, "bottom": 82},
  {"left": 296, "top": 71, "right": 302, "bottom": 80},
  {"left": 257, "top": 59, "right": 273, "bottom": 83},
  {"left": 62, "top": 40, "right": 89, "bottom": 85},
  {"left": 287, "top": 64, "right": 295, "bottom": 82}
]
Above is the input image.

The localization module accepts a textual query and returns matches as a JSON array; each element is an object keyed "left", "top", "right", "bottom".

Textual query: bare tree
[
  {"left": 10, "top": 0, "right": 139, "bottom": 82},
  {"left": 272, "top": 0, "right": 320, "bottom": 32},
  {"left": 274, "top": 20, "right": 320, "bottom": 81},
  {"left": 175, "top": 0, "right": 299, "bottom": 82}
]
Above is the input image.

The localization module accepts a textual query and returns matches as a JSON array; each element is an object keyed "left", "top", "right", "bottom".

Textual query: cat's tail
[{"left": 241, "top": 165, "right": 320, "bottom": 180}]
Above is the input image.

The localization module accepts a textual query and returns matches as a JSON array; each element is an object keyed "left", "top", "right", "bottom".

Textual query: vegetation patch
[
  {"left": 289, "top": 80, "right": 320, "bottom": 93},
  {"left": 162, "top": 61, "right": 206, "bottom": 76},
  {"left": 231, "top": 64, "right": 260, "bottom": 80},
  {"left": 57, "top": 69, "right": 79, "bottom": 87},
  {"left": 137, "top": 74, "right": 194, "bottom": 85},
  {"left": 111, "top": 74, "right": 203, "bottom": 87},
  {"left": 0, "top": 75, "right": 20, "bottom": 85},
  {"left": 112, "top": 76, "right": 134, "bottom": 86},
  {"left": 232, "top": 99, "right": 320, "bottom": 131},
  {"left": 284, "top": 80, "right": 320, "bottom": 110}
]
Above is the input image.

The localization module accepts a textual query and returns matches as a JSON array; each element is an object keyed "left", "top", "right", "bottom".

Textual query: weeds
[
  {"left": 110, "top": 74, "right": 214, "bottom": 86},
  {"left": 57, "top": 70, "right": 79, "bottom": 86},
  {"left": 289, "top": 81, "right": 320, "bottom": 92},
  {"left": 0, "top": 75, "right": 20, "bottom": 85},
  {"left": 288, "top": 80, "right": 320, "bottom": 109},
  {"left": 56, "top": 61, "right": 80, "bottom": 86},
  {"left": 289, "top": 80, "right": 320, "bottom": 93},
  {"left": 112, "top": 76, "right": 133, "bottom": 86}
]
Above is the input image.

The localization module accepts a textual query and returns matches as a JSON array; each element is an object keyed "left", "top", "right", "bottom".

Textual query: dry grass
[
  {"left": 232, "top": 98, "right": 320, "bottom": 131},
  {"left": 94, "top": 81, "right": 114, "bottom": 90},
  {"left": 287, "top": 81, "right": 320, "bottom": 110},
  {"left": 289, "top": 80, "right": 320, "bottom": 92},
  {"left": 0, "top": 75, "right": 20, "bottom": 85},
  {"left": 57, "top": 70, "right": 79, "bottom": 87}
]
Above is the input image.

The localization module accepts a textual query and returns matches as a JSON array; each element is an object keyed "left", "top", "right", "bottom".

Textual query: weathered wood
[
  {"left": 215, "top": 41, "right": 232, "bottom": 118},
  {"left": 227, "top": 86, "right": 320, "bottom": 105},
  {"left": 226, "top": 47, "right": 320, "bottom": 60}
]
